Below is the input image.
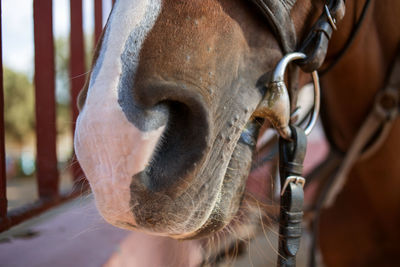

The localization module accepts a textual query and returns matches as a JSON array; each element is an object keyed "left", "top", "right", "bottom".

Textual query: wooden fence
[{"left": 0, "top": 0, "right": 112, "bottom": 232}]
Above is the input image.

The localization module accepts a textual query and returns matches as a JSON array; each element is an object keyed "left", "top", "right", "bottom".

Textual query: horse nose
[{"left": 120, "top": 81, "right": 211, "bottom": 192}]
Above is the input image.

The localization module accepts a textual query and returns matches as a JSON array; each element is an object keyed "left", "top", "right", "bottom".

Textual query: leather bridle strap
[
  {"left": 248, "top": 1, "right": 345, "bottom": 267},
  {"left": 319, "top": 0, "right": 372, "bottom": 75},
  {"left": 251, "top": 0, "right": 297, "bottom": 53},
  {"left": 297, "top": 0, "right": 345, "bottom": 72},
  {"left": 251, "top": 0, "right": 346, "bottom": 72},
  {"left": 278, "top": 126, "right": 307, "bottom": 267}
]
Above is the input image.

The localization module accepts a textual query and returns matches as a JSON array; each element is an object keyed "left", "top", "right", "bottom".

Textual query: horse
[{"left": 74, "top": 0, "right": 400, "bottom": 265}]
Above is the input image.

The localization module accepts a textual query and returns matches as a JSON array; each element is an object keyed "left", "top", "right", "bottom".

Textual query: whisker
[{"left": 256, "top": 201, "right": 282, "bottom": 260}]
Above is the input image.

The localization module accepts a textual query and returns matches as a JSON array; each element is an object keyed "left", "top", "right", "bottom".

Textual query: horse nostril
[
  {"left": 118, "top": 88, "right": 170, "bottom": 132},
  {"left": 132, "top": 88, "right": 211, "bottom": 192}
]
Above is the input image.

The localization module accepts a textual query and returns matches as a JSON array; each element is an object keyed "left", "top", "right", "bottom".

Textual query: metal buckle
[
  {"left": 324, "top": 5, "right": 337, "bottom": 31},
  {"left": 280, "top": 175, "right": 306, "bottom": 196}
]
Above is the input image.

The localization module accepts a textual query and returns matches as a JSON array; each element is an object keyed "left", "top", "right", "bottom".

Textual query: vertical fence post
[
  {"left": 33, "top": 0, "right": 59, "bottom": 199},
  {"left": 94, "top": 0, "right": 103, "bottom": 46},
  {"left": 0, "top": 1, "right": 7, "bottom": 217},
  {"left": 70, "top": 0, "right": 86, "bottom": 188}
]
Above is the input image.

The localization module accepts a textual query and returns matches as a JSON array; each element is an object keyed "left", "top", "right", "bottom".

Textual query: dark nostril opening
[{"left": 137, "top": 98, "right": 210, "bottom": 192}]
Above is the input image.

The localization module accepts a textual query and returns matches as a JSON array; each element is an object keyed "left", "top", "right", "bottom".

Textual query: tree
[
  {"left": 3, "top": 67, "right": 35, "bottom": 147},
  {"left": 3, "top": 35, "right": 92, "bottom": 152}
]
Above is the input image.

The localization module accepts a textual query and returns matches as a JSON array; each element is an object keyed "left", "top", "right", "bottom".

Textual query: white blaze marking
[{"left": 74, "top": 0, "right": 162, "bottom": 228}]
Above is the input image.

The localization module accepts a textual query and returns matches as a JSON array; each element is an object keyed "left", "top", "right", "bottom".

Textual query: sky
[{"left": 2, "top": 0, "right": 112, "bottom": 75}]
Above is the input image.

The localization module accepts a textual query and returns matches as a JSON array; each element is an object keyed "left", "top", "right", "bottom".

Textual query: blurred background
[
  {"left": 2, "top": 0, "right": 112, "bottom": 210},
  {"left": 0, "top": 2, "right": 137, "bottom": 267}
]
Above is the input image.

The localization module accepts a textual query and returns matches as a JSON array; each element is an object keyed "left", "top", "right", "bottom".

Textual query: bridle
[
  {"left": 244, "top": 0, "right": 346, "bottom": 266},
  {"left": 252, "top": 0, "right": 346, "bottom": 138},
  {"left": 217, "top": 0, "right": 393, "bottom": 265},
  {"left": 244, "top": 0, "right": 399, "bottom": 266}
]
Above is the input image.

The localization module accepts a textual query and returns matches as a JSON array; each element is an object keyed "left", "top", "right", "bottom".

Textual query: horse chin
[
  {"left": 183, "top": 140, "right": 254, "bottom": 240},
  {"left": 129, "top": 133, "right": 254, "bottom": 240}
]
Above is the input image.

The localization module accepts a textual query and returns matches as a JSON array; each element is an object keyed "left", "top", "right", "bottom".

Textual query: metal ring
[
  {"left": 272, "top": 52, "right": 307, "bottom": 81},
  {"left": 271, "top": 52, "right": 321, "bottom": 137},
  {"left": 305, "top": 70, "right": 320, "bottom": 136}
]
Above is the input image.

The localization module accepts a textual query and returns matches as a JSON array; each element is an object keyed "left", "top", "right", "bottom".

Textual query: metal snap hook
[{"left": 265, "top": 52, "right": 320, "bottom": 139}]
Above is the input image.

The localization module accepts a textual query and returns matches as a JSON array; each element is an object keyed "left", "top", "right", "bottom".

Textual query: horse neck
[
  {"left": 316, "top": 1, "right": 400, "bottom": 248},
  {"left": 320, "top": 0, "right": 400, "bottom": 151}
]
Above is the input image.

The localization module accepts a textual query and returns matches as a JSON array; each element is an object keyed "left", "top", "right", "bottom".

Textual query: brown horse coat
[{"left": 75, "top": 0, "right": 400, "bottom": 265}]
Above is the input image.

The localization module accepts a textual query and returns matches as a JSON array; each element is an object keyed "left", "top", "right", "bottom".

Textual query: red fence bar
[
  {"left": 94, "top": 0, "right": 103, "bottom": 45},
  {"left": 0, "top": 1, "right": 7, "bottom": 218},
  {"left": 70, "top": 0, "right": 86, "bottom": 184},
  {"left": 33, "top": 0, "right": 59, "bottom": 199},
  {"left": 70, "top": 0, "right": 85, "bottom": 131},
  {"left": 0, "top": 0, "right": 98, "bottom": 233}
]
